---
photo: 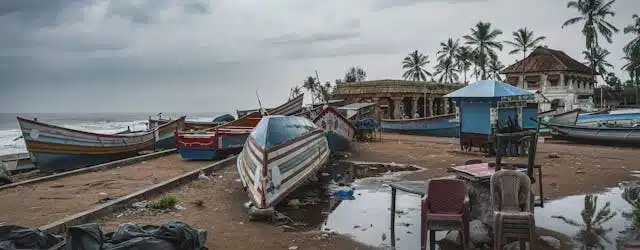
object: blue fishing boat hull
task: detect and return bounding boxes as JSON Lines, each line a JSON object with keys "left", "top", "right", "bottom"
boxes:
{"left": 325, "top": 131, "right": 351, "bottom": 152}
{"left": 178, "top": 148, "right": 220, "bottom": 160}
{"left": 32, "top": 151, "right": 143, "bottom": 172}
{"left": 380, "top": 114, "right": 460, "bottom": 137}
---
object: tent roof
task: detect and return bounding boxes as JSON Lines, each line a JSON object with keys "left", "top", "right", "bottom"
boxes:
{"left": 444, "top": 80, "right": 533, "bottom": 98}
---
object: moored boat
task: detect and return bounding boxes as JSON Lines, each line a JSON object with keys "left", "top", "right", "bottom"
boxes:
{"left": 16, "top": 116, "right": 185, "bottom": 171}
{"left": 312, "top": 107, "right": 356, "bottom": 152}
{"left": 236, "top": 115, "right": 329, "bottom": 210}
{"left": 380, "top": 113, "right": 459, "bottom": 137}
{"left": 236, "top": 94, "right": 304, "bottom": 119}
{"left": 542, "top": 109, "right": 640, "bottom": 145}
{"left": 175, "top": 112, "right": 262, "bottom": 160}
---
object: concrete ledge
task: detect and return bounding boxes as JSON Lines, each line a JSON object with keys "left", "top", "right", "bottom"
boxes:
{"left": 0, "top": 149, "right": 177, "bottom": 191}
{"left": 40, "top": 155, "right": 237, "bottom": 234}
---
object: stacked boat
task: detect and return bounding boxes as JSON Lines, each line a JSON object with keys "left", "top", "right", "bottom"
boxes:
{"left": 542, "top": 109, "right": 640, "bottom": 145}
{"left": 175, "top": 94, "right": 304, "bottom": 160}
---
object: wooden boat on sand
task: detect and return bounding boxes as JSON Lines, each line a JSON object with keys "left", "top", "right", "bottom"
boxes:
{"left": 149, "top": 114, "right": 236, "bottom": 131}
{"left": 176, "top": 94, "right": 305, "bottom": 160}
{"left": 16, "top": 116, "right": 185, "bottom": 171}
{"left": 236, "top": 94, "right": 304, "bottom": 119}
{"left": 175, "top": 112, "right": 262, "bottom": 160}
{"left": 543, "top": 109, "right": 640, "bottom": 145}
{"left": 312, "top": 106, "right": 356, "bottom": 152}
{"left": 380, "top": 113, "right": 459, "bottom": 137}
{"left": 236, "top": 115, "right": 329, "bottom": 210}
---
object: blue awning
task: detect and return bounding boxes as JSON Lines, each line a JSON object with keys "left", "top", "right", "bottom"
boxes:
{"left": 444, "top": 80, "right": 532, "bottom": 98}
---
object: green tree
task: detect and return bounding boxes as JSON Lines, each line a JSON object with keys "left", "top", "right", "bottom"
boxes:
{"left": 463, "top": 21, "right": 503, "bottom": 80}
{"left": 487, "top": 54, "right": 505, "bottom": 81}
{"left": 562, "top": 0, "right": 619, "bottom": 49}
{"left": 504, "top": 28, "right": 546, "bottom": 83}
{"left": 315, "top": 81, "right": 333, "bottom": 103}
{"left": 623, "top": 14, "right": 640, "bottom": 54}
{"left": 402, "top": 50, "right": 432, "bottom": 81}
{"left": 344, "top": 66, "right": 367, "bottom": 83}
{"left": 289, "top": 86, "right": 302, "bottom": 100}
{"left": 582, "top": 46, "right": 613, "bottom": 81}
{"left": 302, "top": 76, "right": 318, "bottom": 104}
{"left": 434, "top": 57, "right": 459, "bottom": 84}
{"left": 455, "top": 46, "right": 473, "bottom": 84}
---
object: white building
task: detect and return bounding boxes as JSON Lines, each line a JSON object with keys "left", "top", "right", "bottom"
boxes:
{"left": 501, "top": 47, "right": 596, "bottom": 112}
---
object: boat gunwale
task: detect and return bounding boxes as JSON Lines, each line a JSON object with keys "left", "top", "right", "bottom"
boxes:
{"left": 312, "top": 106, "right": 357, "bottom": 133}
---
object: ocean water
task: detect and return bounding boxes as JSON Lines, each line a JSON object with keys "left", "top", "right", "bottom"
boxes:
{"left": 0, "top": 112, "right": 224, "bottom": 156}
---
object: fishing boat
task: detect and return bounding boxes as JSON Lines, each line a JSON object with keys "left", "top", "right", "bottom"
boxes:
{"left": 236, "top": 94, "right": 304, "bottom": 119}
{"left": 16, "top": 116, "right": 185, "bottom": 171}
{"left": 576, "top": 109, "right": 640, "bottom": 127}
{"left": 175, "top": 112, "right": 262, "bottom": 160}
{"left": 149, "top": 113, "right": 236, "bottom": 131}
{"left": 312, "top": 106, "right": 356, "bottom": 152}
{"left": 175, "top": 94, "right": 305, "bottom": 160}
{"left": 542, "top": 109, "right": 640, "bottom": 145}
{"left": 236, "top": 115, "right": 329, "bottom": 210}
{"left": 380, "top": 113, "right": 459, "bottom": 137}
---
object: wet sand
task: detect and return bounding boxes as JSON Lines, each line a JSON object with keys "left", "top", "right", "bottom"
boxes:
{"left": 98, "top": 164, "right": 372, "bottom": 250}
{"left": 0, "top": 154, "right": 209, "bottom": 227}
{"left": 351, "top": 133, "right": 640, "bottom": 200}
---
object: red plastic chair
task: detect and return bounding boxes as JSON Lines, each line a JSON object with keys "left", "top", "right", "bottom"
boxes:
{"left": 420, "top": 179, "right": 470, "bottom": 250}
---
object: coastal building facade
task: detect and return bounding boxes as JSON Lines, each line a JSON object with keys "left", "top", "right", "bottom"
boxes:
{"left": 501, "top": 47, "right": 596, "bottom": 112}
{"left": 333, "top": 79, "right": 464, "bottom": 120}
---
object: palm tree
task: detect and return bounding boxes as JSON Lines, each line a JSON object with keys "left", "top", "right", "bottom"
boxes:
{"left": 437, "top": 38, "right": 460, "bottom": 63}
{"left": 303, "top": 76, "right": 318, "bottom": 104}
{"left": 344, "top": 66, "right": 367, "bottom": 82}
{"left": 455, "top": 46, "right": 473, "bottom": 84}
{"left": 553, "top": 195, "right": 616, "bottom": 249}
{"left": 470, "top": 50, "right": 488, "bottom": 81}
{"left": 623, "top": 14, "right": 640, "bottom": 54}
{"left": 434, "top": 57, "right": 459, "bottom": 84}
{"left": 582, "top": 46, "right": 613, "bottom": 81}
{"left": 463, "top": 21, "right": 503, "bottom": 80}
{"left": 622, "top": 47, "right": 640, "bottom": 104}
{"left": 289, "top": 86, "right": 302, "bottom": 100}
{"left": 315, "top": 81, "right": 333, "bottom": 103}
{"left": 402, "top": 50, "right": 432, "bottom": 81}
{"left": 504, "top": 28, "right": 546, "bottom": 84}
{"left": 562, "top": 0, "right": 619, "bottom": 51}
{"left": 488, "top": 54, "right": 505, "bottom": 81}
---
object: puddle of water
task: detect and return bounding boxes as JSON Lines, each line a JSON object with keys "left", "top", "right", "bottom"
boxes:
{"left": 535, "top": 186, "right": 634, "bottom": 249}
{"left": 321, "top": 179, "right": 447, "bottom": 250}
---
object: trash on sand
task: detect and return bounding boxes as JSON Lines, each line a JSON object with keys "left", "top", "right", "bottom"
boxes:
{"left": 98, "top": 196, "right": 119, "bottom": 204}
{"left": 174, "top": 204, "right": 186, "bottom": 210}
{"left": 198, "top": 171, "right": 211, "bottom": 181}
{"left": 131, "top": 201, "right": 149, "bottom": 208}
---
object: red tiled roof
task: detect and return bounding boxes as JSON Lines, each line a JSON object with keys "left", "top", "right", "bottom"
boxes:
{"left": 500, "top": 47, "right": 595, "bottom": 75}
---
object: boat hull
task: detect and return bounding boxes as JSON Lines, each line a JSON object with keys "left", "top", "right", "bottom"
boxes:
{"left": 312, "top": 107, "right": 356, "bottom": 152}
{"left": 177, "top": 133, "right": 250, "bottom": 160}
{"left": 548, "top": 123, "right": 640, "bottom": 145}
{"left": 237, "top": 116, "right": 329, "bottom": 209}
{"left": 17, "top": 116, "right": 184, "bottom": 171}
{"left": 380, "top": 114, "right": 460, "bottom": 137}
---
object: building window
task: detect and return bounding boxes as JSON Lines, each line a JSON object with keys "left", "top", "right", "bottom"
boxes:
{"left": 548, "top": 74, "right": 560, "bottom": 87}
{"left": 527, "top": 81, "right": 540, "bottom": 88}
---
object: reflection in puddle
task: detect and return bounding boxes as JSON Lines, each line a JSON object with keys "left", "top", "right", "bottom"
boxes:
{"left": 536, "top": 187, "right": 633, "bottom": 249}
{"left": 321, "top": 179, "right": 447, "bottom": 250}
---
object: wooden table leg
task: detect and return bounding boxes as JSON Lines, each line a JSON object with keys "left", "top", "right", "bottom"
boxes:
{"left": 391, "top": 187, "right": 396, "bottom": 248}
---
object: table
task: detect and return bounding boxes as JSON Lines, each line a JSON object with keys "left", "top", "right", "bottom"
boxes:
{"left": 389, "top": 181, "right": 427, "bottom": 249}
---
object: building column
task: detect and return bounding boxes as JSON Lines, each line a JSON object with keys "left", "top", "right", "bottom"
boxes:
{"left": 372, "top": 97, "right": 381, "bottom": 121}
{"left": 427, "top": 96, "right": 434, "bottom": 117}
{"left": 392, "top": 97, "right": 403, "bottom": 119}
{"left": 443, "top": 97, "right": 450, "bottom": 115}
{"left": 411, "top": 97, "right": 418, "bottom": 117}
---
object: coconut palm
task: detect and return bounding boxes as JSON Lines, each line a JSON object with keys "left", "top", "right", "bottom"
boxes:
{"left": 303, "top": 76, "right": 318, "bottom": 104}
{"left": 582, "top": 46, "right": 613, "bottom": 81}
{"left": 437, "top": 38, "right": 460, "bottom": 63}
{"left": 289, "top": 86, "right": 302, "bottom": 100}
{"left": 487, "top": 54, "right": 505, "bottom": 81}
{"left": 344, "top": 66, "right": 367, "bottom": 83}
{"left": 504, "top": 28, "right": 547, "bottom": 58}
{"left": 562, "top": 0, "right": 619, "bottom": 50}
{"left": 433, "top": 57, "right": 459, "bottom": 84}
{"left": 315, "top": 81, "right": 333, "bottom": 103}
{"left": 402, "top": 50, "right": 432, "bottom": 81}
{"left": 623, "top": 47, "right": 640, "bottom": 104}
{"left": 470, "top": 50, "right": 488, "bottom": 81}
{"left": 553, "top": 195, "right": 616, "bottom": 249}
{"left": 463, "top": 21, "right": 503, "bottom": 80}
{"left": 624, "top": 14, "right": 640, "bottom": 54}
{"left": 455, "top": 46, "right": 473, "bottom": 84}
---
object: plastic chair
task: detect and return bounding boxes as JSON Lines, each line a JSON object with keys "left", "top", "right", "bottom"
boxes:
{"left": 491, "top": 169, "right": 537, "bottom": 250}
{"left": 420, "top": 179, "right": 470, "bottom": 250}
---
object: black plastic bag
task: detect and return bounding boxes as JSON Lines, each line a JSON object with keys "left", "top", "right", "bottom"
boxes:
{"left": 0, "top": 225, "right": 64, "bottom": 250}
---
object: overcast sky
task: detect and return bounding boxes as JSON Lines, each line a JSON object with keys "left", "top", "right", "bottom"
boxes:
{"left": 1, "top": 0, "right": 638, "bottom": 113}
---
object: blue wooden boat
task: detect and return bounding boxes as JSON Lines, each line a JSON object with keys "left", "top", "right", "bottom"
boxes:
{"left": 542, "top": 109, "right": 640, "bottom": 145}
{"left": 149, "top": 113, "right": 236, "bottom": 131}
{"left": 236, "top": 94, "right": 304, "bottom": 119}
{"left": 380, "top": 114, "right": 459, "bottom": 137}
{"left": 236, "top": 115, "right": 329, "bottom": 209}
{"left": 312, "top": 107, "right": 356, "bottom": 152}
{"left": 16, "top": 116, "right": 185, "bottom": 172}
{"left": 577, "top": 109, "right": 640, "bottom": 127}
